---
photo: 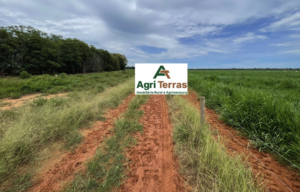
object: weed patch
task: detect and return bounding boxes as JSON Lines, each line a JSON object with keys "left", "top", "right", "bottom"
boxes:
{"left": 167, "top": 95, "right": 261, "bottom": 192}
{"left": 0, "top": 78, "right": 135, "bottom": 190}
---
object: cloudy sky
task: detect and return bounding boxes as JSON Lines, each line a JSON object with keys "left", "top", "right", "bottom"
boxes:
{"left": 1, "top": 0, "right": 300, "bottom": 68}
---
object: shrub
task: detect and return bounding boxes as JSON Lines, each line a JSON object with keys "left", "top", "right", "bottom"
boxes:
{"left": 59, "top": 73, "right": 67, "bottom": 78}
{"left": 10, "top": 92, "right": 22, "bottom": 99}
{"left": 19, "top": 71, "right": 31, "bottom": 79}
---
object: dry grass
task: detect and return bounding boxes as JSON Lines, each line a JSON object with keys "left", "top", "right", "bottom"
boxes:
{"left": 167, "top": 95, "right": 262, "bottom": 192}
{"left": 0, "top": 78, "right": 135, "bottom": 191}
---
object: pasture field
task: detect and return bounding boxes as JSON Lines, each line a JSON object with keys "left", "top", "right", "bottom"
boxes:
{"left": 1, "top": 70, "right": 299, "bottom": 192}
{"left": 0, "top": 72, "right": 135, "bottom": 191}
{"left": 0, "top": 70, "right": 134, "bottom": 99}
{"left": 189, "top": 70, "right": 300, "bottom": 168}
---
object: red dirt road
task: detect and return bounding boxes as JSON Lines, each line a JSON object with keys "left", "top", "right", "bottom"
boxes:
{"left": 28, "top": 94, "right": 135, "bottom": 192}
{"left": 120, "top": 95, "right": 187, "bottom": 192}
{"left": 183, "top": 90, "right": 300, "bottom": 192}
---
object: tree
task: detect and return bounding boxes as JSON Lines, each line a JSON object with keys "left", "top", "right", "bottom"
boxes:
{"left": 112, "top": 53, "right": 128, "bottom": 70}
{"left": 0, "top": 25, "right": 128, "bottom": 75}
{"left": 111, "top": 53, "right": 120, "bottom": 71}
{"left": 99, "top": 49, "right": 113, "bottom": 71}
{"left": 0, "top": 28, "right": 15, "bottom": 74}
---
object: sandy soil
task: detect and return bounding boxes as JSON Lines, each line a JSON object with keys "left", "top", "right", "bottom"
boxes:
{"left": 120, "top": 95, "right": 187, "bottom": 192}
{"left": 183, "top": 90, "right": 300, "bottom": 192}
{"left": 0, "top": 93, "right": 68, "bottom": 110}
{"left": 27, "top": 94, "right": 135, "bottom": 192}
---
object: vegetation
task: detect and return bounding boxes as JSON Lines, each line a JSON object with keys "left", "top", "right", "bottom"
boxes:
{"left": 167, "top": 95, "right": 261, "bottom": 192}
{"left": 188, "top": 70, "right": 300, "bottom": 168}
{"left": 0, "top": 76, "right": 135, "bottom": 190}
{"left": 65, "top": 95, "right": 148, "bottom": 192}
{"left": 0, "top": 25, "right": 128, "bottom": 75}
{"left": 19, "top": 71, "right": 32, "bottom": 79}
{"left": 0, "top": 70, "right": 134, "bottom": 99}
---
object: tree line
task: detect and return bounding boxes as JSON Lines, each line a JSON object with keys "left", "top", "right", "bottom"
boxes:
{"left": 0, "top": 25, "right": 128, "bottom": 75}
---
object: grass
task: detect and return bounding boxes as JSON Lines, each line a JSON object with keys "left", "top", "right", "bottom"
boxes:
{"left": 0, "top": 70, "right": 134, "bottom": 99}
{"left": 0, "top": 102, "right": 9, "bottom": 107}
{"left": 0, "top": 77, "right": 136, "bottom": 191}
{"left": 188, "top": 70, "right": 300, "bottom": 169}
{"left": 64, "top": 95, "right": 149, "bottom": 192}
{"left": 167, "top": 95, "right": 262, "bottom": 192}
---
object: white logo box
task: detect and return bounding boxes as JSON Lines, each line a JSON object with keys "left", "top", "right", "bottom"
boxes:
{"left": 135, "top": 63, "right": 188, "bottom": 95}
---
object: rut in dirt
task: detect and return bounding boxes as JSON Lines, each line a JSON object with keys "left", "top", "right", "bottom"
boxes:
{"left": 121, "top": 95, "right": 186, "bottom": 192}
{"left": 183, "top": 90, "right": 300, "bottom": 192}
{"left": 27, "top": 93, "right": 135, "bottom": 192}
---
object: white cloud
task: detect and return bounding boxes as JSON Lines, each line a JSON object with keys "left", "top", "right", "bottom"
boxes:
{"left": 289, "top": 34, "right": 300, "bottom": 38}
{"left": 233, "top": 32, "right": 267, "bottom": 43}
{"left": 271, "top": 42, "right": 300, "bottom": 47}
{"left": 0, "top": 8, "right": 25, "bottom": 17}
{"left": 1, "top": 0, "right": 300, "bottom": 65}
{"left": 260, "top": 12, "right": 300, "bottom": 32}
{"left": 281, "top": 49, "right": 300, "bottom": 54}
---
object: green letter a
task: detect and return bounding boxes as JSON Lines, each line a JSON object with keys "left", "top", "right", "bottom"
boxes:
{"left": 153, "top": 66, "right": 166, "bottom": 79}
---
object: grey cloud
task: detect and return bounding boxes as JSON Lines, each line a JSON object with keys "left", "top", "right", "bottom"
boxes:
{"left": 1, "top": 0, "right": 300, "bottom": 64}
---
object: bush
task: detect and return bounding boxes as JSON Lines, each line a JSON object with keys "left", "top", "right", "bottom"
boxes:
{"left": 10, "top": 92, "right": 22, "bottom": 99}
{"left": 59, "top": 73, "right": 67, "bottom": 78}
{"left": 19, "top": 71, "right": 31, "bottom": 79}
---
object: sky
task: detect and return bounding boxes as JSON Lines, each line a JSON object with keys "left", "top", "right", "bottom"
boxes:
{"left": 0, "top": 0, "right": 300, "bottom": 68}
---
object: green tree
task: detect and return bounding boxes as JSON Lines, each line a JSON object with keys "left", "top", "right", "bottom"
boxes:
{"left": 0, "top": 28, "right": 15, "bottom": 74}
{"left": 111, "top": 53, "right": 120, "bottom": 71}
{"left": 99, "top": 49, "right": 113, "bottom": 71}
{"left": 0, "top": 25, "right": 128, "bottom": 75}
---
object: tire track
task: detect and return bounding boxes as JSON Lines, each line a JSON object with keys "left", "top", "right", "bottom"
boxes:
{"left": 28, "top": 93, "right": 135, "bottom": 192}
{"left": 161, "top": 95, "right": 177, "bottom": 192}
{"left": 120, "top": 95, "right": 186, "bottom": 192}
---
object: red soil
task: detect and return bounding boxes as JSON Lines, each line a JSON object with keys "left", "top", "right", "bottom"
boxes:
{"left": 120, "top": 95, "right": 187, "bottom": 192}
{"left": 183, "top": 90, "right": 300, "bottom": 192}
{"left": 27, "top": 94, "right": 135, "bottom": 192}
{"left": 0, "top": 93, "right": 68, "bottom": 110}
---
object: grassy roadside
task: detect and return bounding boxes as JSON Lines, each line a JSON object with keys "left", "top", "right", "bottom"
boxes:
{"left": 0, "top": 78, "right": 135, "bottom": 191}
{"left": 167, "top": 95, "right": 262, "bottom": 192}
{"left": 64, "top": 95, "right": 149, "bottom": 192}
{"left": 0, "top": 70, "right": 134, "bottom": 99}
{"left": 188, "top": 70, "right": 300, "bottom": 168}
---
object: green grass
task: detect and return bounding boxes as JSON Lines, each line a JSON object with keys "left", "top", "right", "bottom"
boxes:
{"left": 64, "top": 95, "right": 149, "bottom": 192}
{"left": 0, "top": 70, "right": 134, "bottom": 99}
{"left": 167, "top": 95, "right": 262, "bottom": 192}
{"left": 0, "top": 77, "right": 135, "bottom": 191}
{"left": 188, "top": 70, "right": 300, "bottom": 169}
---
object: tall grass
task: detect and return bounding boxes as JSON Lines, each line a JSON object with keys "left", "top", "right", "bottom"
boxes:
{"left": 0, "top": 78, "right": 135, "bottom": 186}
{"left": 167, "top": 95, "right": 261, "bottom": 192}
{"left": 188, "top": 70, "right": 300, "bottom": 168}
{"left": 64, "top": 95, "right": 149, "bottom": 192}
{"left": 0, "top": 70, "right": 134, "bottom": 99}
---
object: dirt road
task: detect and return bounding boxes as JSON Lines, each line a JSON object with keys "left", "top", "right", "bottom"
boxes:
{"left": 120, "top": 95, "right": 187, "bottom": 192}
